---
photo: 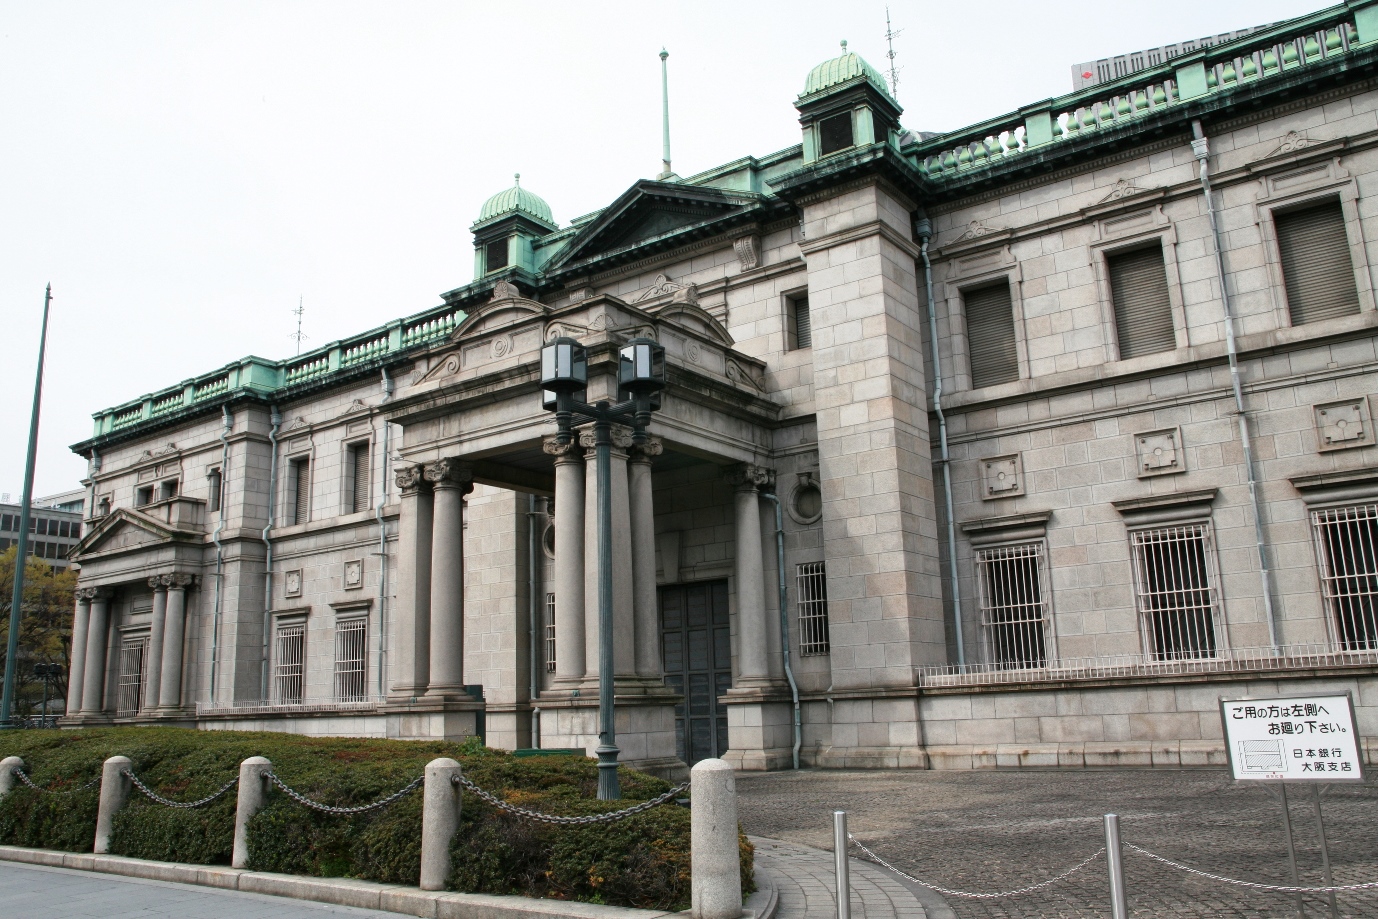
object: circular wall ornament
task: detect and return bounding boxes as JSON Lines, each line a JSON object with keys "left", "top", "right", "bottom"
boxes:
{"left": 787, "top": 476, "right": 823, "bottom": 525}
{"left": 542, "top": 523, "right": 556, "bottom": 558}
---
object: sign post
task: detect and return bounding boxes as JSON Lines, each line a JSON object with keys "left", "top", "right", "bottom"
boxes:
{"left": 1220, "top": 693, "right": 1364, "bottom": 919}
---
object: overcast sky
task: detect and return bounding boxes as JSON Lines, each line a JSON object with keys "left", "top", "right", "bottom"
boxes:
{"left": 0, "top": 0, "right": 1322, "bottom": 499}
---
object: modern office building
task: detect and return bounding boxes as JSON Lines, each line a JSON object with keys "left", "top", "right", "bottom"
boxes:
{"left": 1, "top": 493, "right": 84, "bottom": 570}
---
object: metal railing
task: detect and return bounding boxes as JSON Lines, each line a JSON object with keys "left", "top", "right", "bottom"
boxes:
{"left": 195, "top": 694, "right": 386, "bottom": 716}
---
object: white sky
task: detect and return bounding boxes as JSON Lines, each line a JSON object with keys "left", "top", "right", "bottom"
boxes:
{"left": 0, "top": 0, "right": 1322, "bottom": 498}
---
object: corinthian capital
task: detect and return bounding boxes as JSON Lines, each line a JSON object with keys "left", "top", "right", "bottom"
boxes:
{"left": 724, "top": 462, "right": 775, "bottom": 490}
{"left": 541, "top": 435, "right": 582, "bottom": 459}
{"left": 167, "top": 573, "right": 196, "bottom": 590}
{"left": 578, "top": 424, "right": 635, "bottom": 451}
{"left": 629, "top": 436, "right": 664, "bottom": 462}
{"left": 148, "top": 575, "right": 171, "bottom": 591}
{"left": 425, "top": 458, "right": 474, "bottom": 491}
{"left": 395, "top": 464, "right": 427, "bottom": 493}
{"left": 75, "top": 587, "right": 101, "bottom": 602}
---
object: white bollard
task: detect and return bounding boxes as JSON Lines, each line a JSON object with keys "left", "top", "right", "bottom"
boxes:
{"left": 420, "top": 757, "right": 464, "bottom": 891}
{"left": 94, "top": 755, "right": 133, "bottom": 854}
{"left": 232, "top": 756, "right": 273, "bottom": 869}
{"left": 0, "top": 756, "right": 25, "bottom": 799}
{"left": 691, "top": 758, "right": 742, "bottom": 919}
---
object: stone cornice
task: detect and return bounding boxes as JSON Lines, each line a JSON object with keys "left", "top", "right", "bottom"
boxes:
{"left": 799, "top": 218, "right": 920, "bottom": 260}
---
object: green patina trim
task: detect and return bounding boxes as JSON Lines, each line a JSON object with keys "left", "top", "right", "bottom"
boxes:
{"left": 800, "top": 43, "right": 894, "bottom": 103}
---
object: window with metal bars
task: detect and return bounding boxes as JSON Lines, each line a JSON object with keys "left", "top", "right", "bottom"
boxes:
{"left": 1276, "top": 200, "right": 1361, "bottom": 326}
{"left": 1129, "top": 523, "right": 1221, "bottom": 661}
{"left": 796, "top": 561, "right": 831, "bottom": 655}
{"left": 976, "top": 543, "right": 1050, "bottom": 669}
{"left": 116, "top": 636, "right": 148, "bottom": 716}
{"left": 963, "top": 282, "right": 1019, "bottom": 388}
{"left": 1107, "top": 244, "right": 1175, "bottom": 359}
{"left": 275, "top": 623, "right": 306, "bottom": 703}
{"left": 786, "top": 294, "right": 812, "bottom": 350}
{"left": 545, "top": 592, "right": 557, "bottom": 673}
{"left": 334, "top": 618, "right": 367, "bottom": 701}
{"left": 1311, "top": 503, "right": 1378, "bottom": 651}
{"left": 288, "top": 457, "right": 310, "bottom": 525}
{"left": 347, "top": 442, "right": 370, "bottom": 514}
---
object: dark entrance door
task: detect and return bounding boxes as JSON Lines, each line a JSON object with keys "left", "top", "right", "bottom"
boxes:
{"left": 660, "top": 580, "right": 731, "bottom": 765}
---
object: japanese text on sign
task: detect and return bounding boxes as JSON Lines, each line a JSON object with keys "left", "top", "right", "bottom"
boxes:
{"left": 1220, "top": 694, "right": 1364, "bottom": 782}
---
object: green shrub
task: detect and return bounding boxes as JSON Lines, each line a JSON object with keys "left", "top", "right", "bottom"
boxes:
{"left": 0, "top": 728, "right": 752, "bottom": 911}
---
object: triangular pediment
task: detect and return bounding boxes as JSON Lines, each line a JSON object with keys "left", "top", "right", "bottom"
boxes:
{"left": 72, "top": 508, "right": 190, "bottom": 557}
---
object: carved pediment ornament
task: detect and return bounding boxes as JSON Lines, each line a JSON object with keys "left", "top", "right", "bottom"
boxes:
{"left": 1265, "top": 131, "right": 1319, "bottom": 159}
{"left": 490, "top": 278, "right": 522, "bottom": 301}
{"left": 339, "top": 399, "right": 368, "bottom": 417}
{"left": 951, "top": 219, "right": 1005, "bottom": 243}
{"left": 635, "top": 273, "right": 701, "bottom": 304}
{"left": 1098, "top": 178, "right": 1152, "bottom": 203}
{"left": 724, "top": 462, "right": 775, "bottom": 489}
{"left": 726, "top": 358, "right": 764, "bottom": 392}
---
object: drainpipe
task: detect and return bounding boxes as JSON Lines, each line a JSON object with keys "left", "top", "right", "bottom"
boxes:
{"left": 527, "top": 494, "right": 543, "bottom": 748}
{"left": 376, "top": 368, "right": 394, "bottom": 698}
{"left": 209, "top": 406, "right": 232, "bottom": 703}
{"left": 259, "top": 407, "right": 282, "bottom": 700}
{"left": 759, "top": 492, "right": 800, "bottom": 769}
{"left": 1191, "top": 120, "right": 1280, "bottom": 653}
{"left": 915, "top": 213, "right": 966, "bottom": 668}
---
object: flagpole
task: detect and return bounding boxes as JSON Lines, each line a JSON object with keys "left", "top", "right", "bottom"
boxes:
{"left": 1, "top": 284, "right": 53, "bottom": 728}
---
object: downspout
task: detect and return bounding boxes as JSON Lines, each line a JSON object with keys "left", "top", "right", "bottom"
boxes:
{"left": 209, "top": 406, "right": 232, "bottom": 703}
{"left": 527, "top": 494, "right": 543, "bottom": 748}
{"left": 1191, "top": 120, "right": 1279, "bottom": 653}
{"left": 759, "top": 492, "right": 800, "bottom": 769}
{"left": 376, "top": 368, "right": 394, "bottom": 698}
{"left": 916, "top": 213, "right": 966, "bottom": 668}
{"left": 259, "top": 407, "right": 282, "bottom": 700}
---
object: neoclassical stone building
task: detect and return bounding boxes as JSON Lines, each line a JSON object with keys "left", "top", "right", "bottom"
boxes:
{"left": 64, "top": 3, "right": 1378, "bottom": 772}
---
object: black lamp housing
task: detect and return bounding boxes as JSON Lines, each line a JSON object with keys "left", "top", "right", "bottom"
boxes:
{"left": 541, "top": 337, "right": 588, "bottom": 412}
{"left": 618, "top": 338, "right": 666, "bottom": 409}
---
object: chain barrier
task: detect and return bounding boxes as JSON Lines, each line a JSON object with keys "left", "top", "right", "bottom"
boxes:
{"left": 849, "top": 834, "right": 1106, "bottom": 900}
{"left": 455, "top": 775, "right": 690, "bottom": 825}
{"left": 12, "top": 768, "right": 101, "bottom": 795}
{"left": 122, "top": 770, "right": 238, "bottom": 809}
{"left": 266, "top": 772, "right": 423, "bottom": 815}
{"left": 1125, "top": 843, "right": 1378, "bottom": 894}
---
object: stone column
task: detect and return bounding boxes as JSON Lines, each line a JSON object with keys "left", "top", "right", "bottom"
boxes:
{"left": 727, "top": 464, "right": 774, "bottom": 687}
{"left": 67, "top": 588, "right": 96, "bottom": 715}
{"left": 391, "top": 465, "right": 434, "bottom": 697}
{"left": 157, "top": 575, "right": 193, "bottom": 710}
{"left": 142, "top": 577, "right": 169, "bottom": 713}
{"left": 582, "top": 426, "right": 636, "bottom": 679}
{"left": 425, "top": 458, "right": 473, "bottom": 697}
{"left": 629, "top": 437, "right": 664, "bottom": 680}
{"left": 80, "top": 590, "right": 112, "bottom": 714}
{"left": 543, "top": 437, "right": 586, "bottom": 685}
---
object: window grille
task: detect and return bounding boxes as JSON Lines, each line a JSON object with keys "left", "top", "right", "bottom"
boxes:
{"left": 976, "top": 543, "right": 1050, "bottom": 669}
{"left": 289, "top": 458, "right": 310, "bottom": 525}
{"left": 964, "top": 282, "right": 1019, "bottom": 388}
{"left": 796, "top": 561, "right": 831, "bottom": 655}
{"left": 348, "top": 443, "right": 370, "bottom": 514}
{"left": 116, "top": 636, "right": 148, "bottom": 716}
{"left": 486, "top": 238, "right": 509, "bottom": 272}
{"left": 819, "top": 112, "right": 854, "bottom": 155}
{"left": 1276, "top": 200, "right": 1361, "bottom": 325}
{"left": 1107, "top": 245, "right": 1175, "bottom": 359}
{"left": 1130, "top": 523, "right": 1221, "bottom": 661}
{"left": 787, "top": 295, "right": 812, "bottom": 350}
{"left": 545, "top": 592, "right": 557, "bottom": 673}
{"left": 1311, "top": 503, "right": 1378, "bottom": 650}
{"left": 334, "top": 619, "right": 367, "bottom": 701}
{"left": 275, "top": 623, "right": 306, "bottom": 703}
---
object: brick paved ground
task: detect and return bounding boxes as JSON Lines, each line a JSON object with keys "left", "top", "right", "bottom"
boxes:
{"left": 754, "top": 835, "right": 937, "bottom": 919}
{"left": 738, "top": 769, "right": 1378, "bottom": 919}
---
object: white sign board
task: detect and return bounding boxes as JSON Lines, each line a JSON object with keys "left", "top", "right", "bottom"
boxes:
{"left": 1220, "top": 694, "right": 1364, "bottom": 782}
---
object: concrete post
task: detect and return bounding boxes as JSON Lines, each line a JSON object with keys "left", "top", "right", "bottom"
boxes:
{"left": 544, "top": 438, "right": 586, "bottom": 684}
{"left": 143, "top": 577, "right": 168, "bottom": 712}
{"left": 419, "top": 757, "right": 463, "bottom": 890}
{"left": 157, "top": 576, "right": 191, "bottom": 710}
{"left": 629, "top": 438, "right": 664, "bottom": 680}
{"left": 80, "top": 593, "right": 112, "bottom": 714}
{"left": 232, "top": 756, "right": 273, "bottom": 869}
{"left": 66, "top": 590, "right": 94, "bottom": 715}
{"left": 691, "top": 758, "right": 742, "bottom": 919}
{"left": 94, "top": 755, "right": 133, "bottom": 854}
{"left": 0, "top": 756, "right": 25, "bottom": 799}
{"left": 425, "top": 459, "right": 473, "bottom": 696}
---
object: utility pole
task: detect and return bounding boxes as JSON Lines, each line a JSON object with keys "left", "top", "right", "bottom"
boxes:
{"left": 290, "top": 296, "right": 307, "bottom": 356}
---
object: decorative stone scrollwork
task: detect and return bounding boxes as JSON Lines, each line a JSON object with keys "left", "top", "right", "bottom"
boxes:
{"left": 579, "top": 426, "right": 636, "bottom": 450}
{"left": 1266, "top": 130, "right": 1317, "bottom": 158}
{"left": 541, "top": 435, "right": 583, "bottom": 459}
{"left": 75, "top": 587, "right": 102, "bottom": 601}
{"left": 424, "top": 458, "right": 475, "bottom": 492}
{"left": 629, "top": 436, "right": 664, "bottom": 463}
{"left": 167, "top": 573, "right": 196, "bottom": 590}
{"left": 724, "top": 462, "right": 775, "bottom": 490}
{"left": 148, "top": 575, "right": 171, "bottom": 590}
{"left": 725, "top": 358, "right": 763, "bottom": 392}
{"left": 732, "top": 235, "right": 760, "bottom": 271}
{"left": 395, "top": 464, "right": 427, "bottom": 493}
{"left": 952, "top": 219, "right": 1004, "bottom": 243}
{"left": 490, "top": 278, "right": 522, "bottom": 301}
{"left": 1098, "top": 178, "right": 1151, "bottom": 203}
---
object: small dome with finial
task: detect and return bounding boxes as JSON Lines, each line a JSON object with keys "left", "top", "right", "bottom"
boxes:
{"left": 802, "top": 40, "right": 894, "bottom": 101}
{"left": 477, "top": 173, "right": 556, "bottom": 226}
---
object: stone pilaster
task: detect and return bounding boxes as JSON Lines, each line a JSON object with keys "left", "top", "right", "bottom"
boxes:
{"left": 725, "top": 463, "right": 775, "bottom": 687}
{"left": 543, "top": 436, "right": 586, "bottom": 686}
{"left": 142, "top": 577, "right": 169, "bottom": 713}
{"left": 158, "top": 574, "right": 194, "bottom": 710}
{"left": 390, "top": 464, "right": 433, "bottom": 698}
{"left": 80, "top": 590, "right": 113, "bottom": 714}
{"left": 425, "top": 458, "right": 473, "bottom": 697}
{"left": 629, "top": 437, "right": 664, "bottom": 681}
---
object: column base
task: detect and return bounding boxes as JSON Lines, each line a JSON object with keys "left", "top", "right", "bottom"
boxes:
{"left": 536, "top": 685, "right": 687, "bottom": 782}
{"left": 720, "top": 690, "right": 796, "bottom": 772}
{"left": 383, "top": 698, "right": 483, "bottom": 741}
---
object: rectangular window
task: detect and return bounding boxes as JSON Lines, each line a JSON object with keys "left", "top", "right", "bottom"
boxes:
{"left": 485, "top": 238, "right": 509, "bottom": 272}
{"left": 334, "top": 619, "right": 368, "bottom": 701}
{"left": 159, "top": 479, "right": 179, "bottom": 501}
{"left": 208, "top": 468, "right": 222, "bottom": 513}
{"left": 976, "top": 543, "right": 1050, "bottom": 669}
{"left": 964, "top": 282, "right": 1019, "bottom": 388}
{"left": 796, "top": 561, "right": 831, "bottom": 655}
{"left": 1311, "top": 503, "right": 1378, "bottom": 651}
{"left": 0, "top": 515, "right": 11, "bottom": 531}
{"left": 71, "top": 521, "right": 81, "bottom": 539}
{"left": 116, "top": 636, "right": 149, "bottom": 716}
{"left": 136, "top": 486, "right": 154, "bottom": 507}
{"left": 1130, "top": 523, "right": 1221, "bottom": 661}
{"left": 274, "top": 623, "right": 306, "bottom": 703}
{"left": 1108, "top": 244, "right": 1175, "bottom": 359}
{"left": 58, "top": 520, "right": 69, "bottom": 538}
{"left": 1276, "top": 200, "right": 1361, "bottom": 325}
{"left": 545, "top": 592, "right": 557, "bottom": 673}
{"left": 289, "top": 458, "right": 310, "bottom": 525}
{"left": 819, "top": 111, "right": 854, "bottom": 156}
{"left": 347, "top": 443, "right": 371, "bottom": 514}
{"left": 786, "top": 294, "right": 812, "bottom": 350}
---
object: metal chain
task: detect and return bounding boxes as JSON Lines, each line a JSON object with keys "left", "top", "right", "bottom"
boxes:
{"left": 455, "top": 775, "right": 689, "bottom": 825}
{"left": 1125, "top": 842, "right": 1378, "bottom": 893}
{"left": 849, "top": 834, "right": 1106, "bottom": 900}
{"left": 122, "top": 770, "right": 238, "bottom": 809}
{"left": 12, "top": 769, "right": 101, "bottom": 795}
{"left": 266, "top": 772, "right": 423, "bottom": 815}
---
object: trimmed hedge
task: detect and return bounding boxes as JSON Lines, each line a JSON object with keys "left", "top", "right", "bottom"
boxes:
{"left": 0, "top": 728, "right": 752, "bottom": 911}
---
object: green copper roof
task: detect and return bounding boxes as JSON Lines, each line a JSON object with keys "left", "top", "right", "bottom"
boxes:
{"left": 478, "top": 174, "right": 555, "bottom": 225}
{"left": 803, "top": 41, "right": 894, "bottom": 101}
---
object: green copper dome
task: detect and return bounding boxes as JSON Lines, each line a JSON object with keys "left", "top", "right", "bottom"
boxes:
{"left": 477, "top": 174, "right": 555, "bottom": 226}
{"left": 802, "top": 41, "right": 894, "bottom": 101}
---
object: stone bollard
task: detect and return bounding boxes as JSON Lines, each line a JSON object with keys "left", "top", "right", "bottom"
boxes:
{"left": 0, "top": 756, "right": 25, "bottom": 799}
{"left": 420, "top": 757, "right": 464, "bottom": 891}
{"left": 94, "top": 755, "right": 133, "bottom": 854}
{"left": 232, "top": 756, "right": 274, "bottom": 869}
{"left": 691, "top": 758, "right": 742, "bottom": 919}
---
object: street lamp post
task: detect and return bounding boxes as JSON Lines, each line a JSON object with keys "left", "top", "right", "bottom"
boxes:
{"left": 33, "top": 663, "right": 61, "bottom": 727}
{"left": 540, "top": 336, "right": 665, "bottom": 801}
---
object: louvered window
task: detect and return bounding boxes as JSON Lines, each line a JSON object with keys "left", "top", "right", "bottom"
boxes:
{"left": 964, "top": 282, "right": 1019, "bottom": 388}
{"left": 289, "top": 458, "right": 310, "bottom": 525}
{"left": 1108, "top": 245, "right": 1175, "bottom": 359}
{"left": 819, "top": 112, "right": 854, "bottom": 156}
{"left": 348, "top": 443, "right": 370, "bottom": 514}
{"left": 1276, "top": 200, "right": 1361, "bottom": 326}
{"left": 486, "top": 238, "right": 509, "bottom": 273}
{"left": 787, "top": 295, "right": 812, "bottom": 350}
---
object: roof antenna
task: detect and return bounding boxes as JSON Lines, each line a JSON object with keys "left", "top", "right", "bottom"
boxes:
{"left": 884, "top": 7, "right": 902, "bottom": 99}
{"left": 658, "top": 48, "right": 673, "bottom": 180}
{"left": 290, "top": 296, "right": 308, "bottom": 356}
